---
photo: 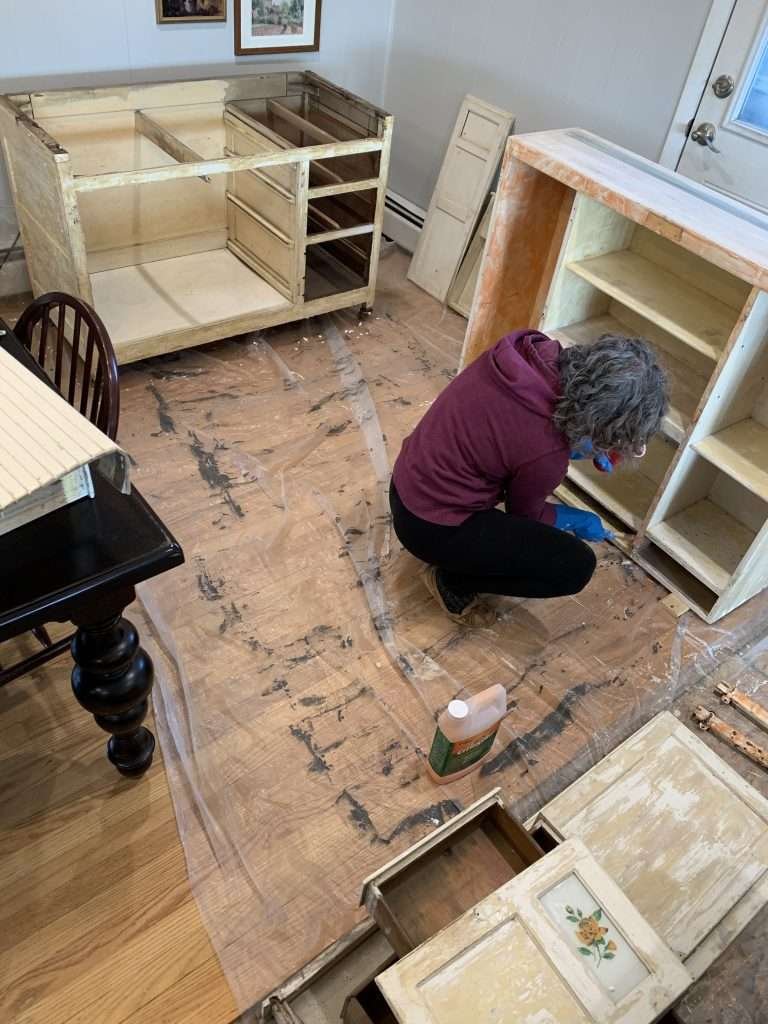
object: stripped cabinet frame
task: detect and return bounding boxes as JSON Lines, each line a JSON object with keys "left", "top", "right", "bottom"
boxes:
{"left": 460, "top": 128, "right": 768, "bottom": 622}
{"left": 0, "top": 72, "right": 392, "bottom": 365}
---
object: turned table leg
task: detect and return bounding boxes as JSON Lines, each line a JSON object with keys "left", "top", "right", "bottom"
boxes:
{"left": 71, "top": 593, "right": 155, "bottom": 777}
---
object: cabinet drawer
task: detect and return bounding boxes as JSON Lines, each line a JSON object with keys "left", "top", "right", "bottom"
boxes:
{"left": 225, "top": 111, "right": 297, "bottom": 194}
{"left": 227, "top": 198, "right": 294, "bottom": 297}
{"left": 230, "top": 168, "right": 296, "bottom": 239}
{"left": 263, "top": 921, "right": 395, "bottom": 1023}
{"left": 360, "top": 788, "right": 543, "bottom": 956}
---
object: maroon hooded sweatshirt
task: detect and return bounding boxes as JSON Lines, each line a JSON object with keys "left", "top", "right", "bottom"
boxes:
{"left": 392, "top": 330, "right": 569, "bottom": 526}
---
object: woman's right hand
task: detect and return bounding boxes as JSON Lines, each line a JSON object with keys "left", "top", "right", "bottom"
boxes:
{"left": 553, "top": 505, "right": 613, "bottom": 542}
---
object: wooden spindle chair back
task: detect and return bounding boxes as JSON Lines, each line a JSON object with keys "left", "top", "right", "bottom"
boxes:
{"left": 14, "top": 292, "right": 120, "bottom": 440}
{"left": 0, "top": 294, "right": 120, "bottom": 686}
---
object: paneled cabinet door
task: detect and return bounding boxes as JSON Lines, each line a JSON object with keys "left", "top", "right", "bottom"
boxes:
{"left": 408, "top": 95, "right": 513, "bottom": 302}
{"left": 377, "top": 839, "right": 691, "bottom": 1024}
{"left": 531, "top": 712, "right": 768, "bottom": 977}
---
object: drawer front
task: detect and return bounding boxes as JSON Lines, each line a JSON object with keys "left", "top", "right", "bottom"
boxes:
{"left": 231, "top": 169, "right": 296, "bottom": 239}
{"left": 227, "top": 200, "right": 295, "bottom": 299}
{"left": 225, "top": 115, "right": 297, "bottom": 194}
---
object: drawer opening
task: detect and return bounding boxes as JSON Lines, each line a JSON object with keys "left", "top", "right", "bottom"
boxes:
{"left": 372, "top": 803, "right": 544, "bottom": 955}
{"left": 308, "top": 189, "right": 378, "bottom": 237}
{"left": 344, "top": 980, "right": 398, "bottom": 1024}
{"left": 230, "top": 95, "right": 382, "bottom": 185}
{"left": 305, "top": 235, "right": 372, "bottom": 301}
{"left": 634, "top": 539, "right": 718, "bottom": 617}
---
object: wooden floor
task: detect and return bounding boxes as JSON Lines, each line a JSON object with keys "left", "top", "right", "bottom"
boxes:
{"left": 2, "top": 251, "right": 768, "bottom": 1023}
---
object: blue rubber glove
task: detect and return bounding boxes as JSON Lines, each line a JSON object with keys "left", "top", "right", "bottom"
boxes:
{"left": 569, "top": 438, "right": 613, "bottom": 473}
{"left": 553, "top": 504, "right": 614, "bottom": 542}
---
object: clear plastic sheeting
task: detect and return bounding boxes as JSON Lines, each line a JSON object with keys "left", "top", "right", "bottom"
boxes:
{"left": 116, "top": 261, "right": 768, "bottom": 1013}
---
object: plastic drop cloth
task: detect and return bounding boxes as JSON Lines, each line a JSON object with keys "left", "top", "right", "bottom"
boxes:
{"left": 117, "top": 288, "right": 768, "bottom": 1015}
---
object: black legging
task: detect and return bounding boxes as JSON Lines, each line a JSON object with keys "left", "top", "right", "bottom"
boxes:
{"left": 390, "top": 482, "right": 596, "bottom": 600}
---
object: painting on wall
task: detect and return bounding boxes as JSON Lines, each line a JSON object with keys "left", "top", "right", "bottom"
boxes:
{"left": 235, "top": 0, "right": 321, "bottom": 55}
{"left": 156, "top": 0, "right": 227, "bottom": 23}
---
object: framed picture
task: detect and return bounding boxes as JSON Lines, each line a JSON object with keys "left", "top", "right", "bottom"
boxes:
{"left": 156, "top": 0, "right": 227, "bottom": 23}
{"left": 235, "top": 0, "right": 322, "bottom": 55}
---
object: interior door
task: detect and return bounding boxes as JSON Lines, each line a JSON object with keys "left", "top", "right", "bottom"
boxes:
{"left": 677, "top": 0, "right": 768, "bottom": 212}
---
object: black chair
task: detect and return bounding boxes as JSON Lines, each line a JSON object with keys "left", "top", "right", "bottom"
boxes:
{"left": 0, "top": 293, "right": 120, "bottom": 687}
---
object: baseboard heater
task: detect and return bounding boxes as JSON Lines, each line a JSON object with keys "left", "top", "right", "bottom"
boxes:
{"left": 383, "top": 191, "right": 425, "bottom": 253}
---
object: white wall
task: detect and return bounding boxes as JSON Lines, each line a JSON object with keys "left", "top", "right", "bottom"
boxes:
{"left": 383, "top": 0, "right": 713, "bottom": 210}
{"left": 0, "top": 0, "right": 395, "bottom": 269}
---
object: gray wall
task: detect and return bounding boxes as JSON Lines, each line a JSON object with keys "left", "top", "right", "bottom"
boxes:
{"left": 0, "top": 0, "right": 395, "bottom": 252}
{"left": 383, "top": 0, "right": 713, "bottom": 209}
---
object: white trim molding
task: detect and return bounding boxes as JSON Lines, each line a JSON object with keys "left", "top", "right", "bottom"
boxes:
{"left": 659, "top": 0, "right": 738, "bottom": 168}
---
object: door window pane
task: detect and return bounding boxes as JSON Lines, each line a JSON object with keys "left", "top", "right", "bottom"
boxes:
{"left": 739, "top": 33, "right": 768, "bottom": 131}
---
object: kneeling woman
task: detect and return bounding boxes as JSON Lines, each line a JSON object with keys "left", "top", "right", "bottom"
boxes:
{"left": 390, "top": 330, "right": 667, "bottom": 625}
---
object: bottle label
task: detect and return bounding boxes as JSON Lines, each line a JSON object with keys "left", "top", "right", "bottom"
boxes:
{"left": 428, "top": 722, "right": 500, "bottom": 777}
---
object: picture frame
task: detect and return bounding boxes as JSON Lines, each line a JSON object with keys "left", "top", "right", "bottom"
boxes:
{"left": 235, "top": 0, "right": 322, "bottom": 56}
{"left": 156, "top": 0, "right": 227, "bottom": 24}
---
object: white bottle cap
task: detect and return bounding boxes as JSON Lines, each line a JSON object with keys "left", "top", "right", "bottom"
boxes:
{"left": 448, "top": 699, "right": 469, "bottom": 719}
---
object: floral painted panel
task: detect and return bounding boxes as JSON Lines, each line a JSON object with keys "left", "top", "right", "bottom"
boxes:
{"left": 541, "top": 874, "right": 649, "bottom": 1004}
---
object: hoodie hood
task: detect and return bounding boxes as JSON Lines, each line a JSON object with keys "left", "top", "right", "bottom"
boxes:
{"left": 490, "top": 329, "right": 563, "bottom": 418}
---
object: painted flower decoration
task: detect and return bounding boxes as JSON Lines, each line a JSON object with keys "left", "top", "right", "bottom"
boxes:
{"left": 565, "top": 905, "right": 618, "bottom": 967}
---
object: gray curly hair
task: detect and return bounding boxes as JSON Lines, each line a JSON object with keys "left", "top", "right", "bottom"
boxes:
{"left": 553, "top": 335, "right": 668, "bottom": 455}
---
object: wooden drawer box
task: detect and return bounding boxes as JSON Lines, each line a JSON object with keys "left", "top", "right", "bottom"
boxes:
{"left": 360, "top": 789, "right": 543, "bottom": 957}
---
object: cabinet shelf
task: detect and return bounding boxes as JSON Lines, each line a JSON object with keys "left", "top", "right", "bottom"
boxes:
{"left": 567, "top": 250, "right": 735, "bottom": 364}
{"left": 648, "top": 499, "right": 756, "bottom": 594}
{"left": 695, "top": 420, "right": 768, "bottom": 503}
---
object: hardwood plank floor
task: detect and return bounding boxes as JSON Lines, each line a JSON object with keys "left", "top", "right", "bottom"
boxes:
{"left": 0, "top": 624, "right": 237, "bottom": 1024}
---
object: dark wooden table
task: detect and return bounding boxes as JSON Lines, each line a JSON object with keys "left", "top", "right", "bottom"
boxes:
{"left": 0, "top": 319, "right": 184, "bottom": 776}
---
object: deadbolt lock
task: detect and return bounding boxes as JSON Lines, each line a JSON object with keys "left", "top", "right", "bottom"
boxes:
{"left": 712, "top": 74, "right": 735, "bottom": 98}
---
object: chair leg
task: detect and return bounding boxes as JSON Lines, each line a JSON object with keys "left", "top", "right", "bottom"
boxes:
{"left": 33, "top": 626, "right": 53, "bottom": 648}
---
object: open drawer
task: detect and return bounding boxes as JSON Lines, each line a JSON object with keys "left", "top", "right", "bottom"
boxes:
{"left": 360, "top": 789, "right": 544, "bottom": 957}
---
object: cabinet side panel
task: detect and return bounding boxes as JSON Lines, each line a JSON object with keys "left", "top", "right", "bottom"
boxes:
{"left": 0, "top": 98, "right": 91, "bottom": 302}
{"left": 460, "top": 153, "right": 574, "bottom": 369}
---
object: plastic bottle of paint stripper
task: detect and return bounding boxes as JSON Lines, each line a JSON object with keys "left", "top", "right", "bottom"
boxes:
{"left": 427, "top": 684, "right": 507, "bottom": 784}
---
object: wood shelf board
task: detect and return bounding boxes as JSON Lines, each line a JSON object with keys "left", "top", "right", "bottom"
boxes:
{"left": 567, "top": 461, "right": 659, "bottom": 530}
{"left": 551, "top": 313, "right": 699, "bottom": 443}
{"left": 648, "top": 499, "right": 756, "bottom": 594}
{"left": 695, "top": 420, "right": 768, "bottom": 503}
{"left": 567, "top": 250, "right": 735, "bottom": 362}
{"left": 91, "top": 249, "right": 290, "bottom": 348}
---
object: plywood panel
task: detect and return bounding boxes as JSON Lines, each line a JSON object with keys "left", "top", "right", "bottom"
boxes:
{"left": 460, "top": 154, "right": 574, "bottom": 367}
{"left": 0, "top": 97, "right": 90, "bottom": 301}
{"left": 91, "top": 249, "right": 289, "bottom": 351}
{"left": 40, "top": 110, "right": 227, "bottom": 261}
{"left": 568, "top": 250, "right": 734, "bottom": 363}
